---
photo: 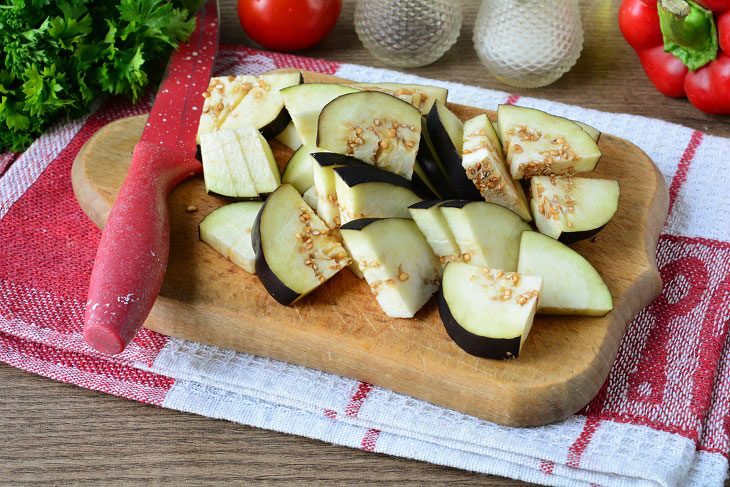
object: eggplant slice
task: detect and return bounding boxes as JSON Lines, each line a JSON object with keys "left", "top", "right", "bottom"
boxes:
{"left": 302, "top": 186, "right": 319, "bottom": 211}
{"left": 282, "top": 145, "right": 327, "bottom": 194}
{"left": 426, "top": 101, "right": 482, "bottom": 200}
{"left": 440, "top": 200, "right": 531, "bottom": 271}
{"left": 439, "top": 262, "right": 542, "bottom": 360}
{"left": 252, "top": 184, "right": 349, "bottom": 305}
{"left": 340, "top": 218, "right": 441, "bottom": 318}
{"left": 199, "top": 129, "right": 258, "bottom": 199}
{"left": 530, "top": 175, "right": 619, "bottom": 242}
{"left": 234, "top": 125, "right": 281, "bottom": 195}
{"left": 274, "top": 121, "right": 302, "bottom": 150}
{"left": 497, "top": 105, "right": 601, "bottom": 179}
{"left": 517, "top": 231, "right": 613, "bottom": 316}
{"left": 218, "top": 71, "right": 303, "bottom": 139}
{"left": 334, "top": 165, "right": 424, "bottom": 224}
{"left": 417, "top": 117, "right": 458, "bottom": 199}
{"left": 311, "top": 152, "right": 365, "bottom": 228}
{"left": 281, "top": 83, "right": 360, "bottom": 147}
{"left": 196, "top": 75, "right": 256, "bottom": 143}
{"left": 462, "top": 114, "right": 531, "bottom": 221}
{"left": 199, "top": 201, "right": 264, "bottom": 274}
{"left": 351, "top": 82, "right": 448, "bottom": 115}
{"left": 408, "top": 200, "right": 462, "bottom": 266}
{"left": 317, "top": 91, "right": 422, "bottom": 180}
{"left": 493, "top": 118, "right": 600, "bottom": 144}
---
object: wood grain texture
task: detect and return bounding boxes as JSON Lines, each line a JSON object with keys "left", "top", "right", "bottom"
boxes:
{"left": 71, "top": 70, "right": 667, "bottom": 429}
{"left": 0, "top": 363, "right": 516, "bottom": 486}
{"left": 4, "top": 1, "right": 727, "bottom": 484}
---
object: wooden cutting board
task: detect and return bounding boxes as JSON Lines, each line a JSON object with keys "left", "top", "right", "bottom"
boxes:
{"left": 72, "top": 70, "right": 669, "bottom": 427}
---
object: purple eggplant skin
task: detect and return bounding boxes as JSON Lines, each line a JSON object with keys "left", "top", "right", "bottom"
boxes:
{"left": 260, "top": 107, "right": 293, "bottom": 140}
{"left": 333, "top": 164, "right": 433, "bottom": 200}
{"left": 426, "top": 104, "right": 481, "bottom": 201}
{"left": 557, "top": 225, "right": 608, "bottom": 245}
{"left": 339, "top": 217, "right": 383, "bottom": 232}
{"left": 410, "top": 172, "right": 438, "bottom": 200}
{"left": 317, "top": 151, "right": 436, "bottom": 199}
{"left": 437, "top": 287, "right": 521, "bottom": 360}
{"left": 311, "top": 152, "right": 367, "bottom": 168}
{"left": 205, "top": 191, "right": 262, "bottom": 202}
{"left": 251, "top": 201, "right": 301, "bottom": 306}
{"left": 416, "top": 134, "right": 459, "bottom": 199}
{"left": 437, "top": 199, "right": 473, "bottom": 209}
{"left": 408, "top": 199, "right": 444, "bottom": 211}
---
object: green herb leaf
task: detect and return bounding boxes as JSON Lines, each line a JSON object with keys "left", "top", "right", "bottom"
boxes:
{"left": 0, "top": 0, "right": 198, "bottom": 152}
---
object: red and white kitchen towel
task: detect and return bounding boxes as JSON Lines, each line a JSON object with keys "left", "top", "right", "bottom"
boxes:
{"left": 1, "top": 46, "right": 729, "bottom": 487}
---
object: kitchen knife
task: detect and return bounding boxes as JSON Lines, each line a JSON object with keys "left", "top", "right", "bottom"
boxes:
{"left": 83, "top": 0, "right": 219, "bottom": 354}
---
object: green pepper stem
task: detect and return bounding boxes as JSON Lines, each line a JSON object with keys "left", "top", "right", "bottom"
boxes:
{"left": 658, "top": 0, "right": 718, "bottom": 71}
{"left": 661, "top": 0, "right": 690, "bottom": 17}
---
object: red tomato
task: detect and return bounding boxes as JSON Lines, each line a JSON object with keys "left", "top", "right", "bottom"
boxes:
{"left": 237, "top": 0, "right": 342, "bottom": 52}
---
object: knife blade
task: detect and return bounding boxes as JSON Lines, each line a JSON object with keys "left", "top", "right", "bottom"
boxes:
{"left": 83, "top": 0, "right": 219, "bottom": 354}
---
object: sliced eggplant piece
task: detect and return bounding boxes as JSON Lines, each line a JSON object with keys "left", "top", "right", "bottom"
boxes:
{"left": 199, "top": 130, "right": 258, "bottom": 199}
{"left": 252, "top": 184, "right": 349, "bottom": 305}
{"left": 493, "top": 118, "right": 600, "bottom": 143}
{"left": 274, "top": 121, "right": 302, "bottom": 150}
{"left": 412, "top": 160, "right": 440, "bottom": 199}
{"left": 281, "top": 83, "right": 360, "bottom": 147}
{"left": 426, "top": 101, "right": 482, "bottom": 200}
{"left": 462, "top": 114, "right": 531, "bottom": 221}
{"left": 340, "top": 218, "right": 441, "bottom": 318}
{"left": 351, "top": 82, "right": 448, "bottom": 115}
{"left": 408, "top": 200, "right": 461, "bottom": 265}
{"left": 302, "top": 185, "right": 319, "bottom": 211}
{"left": 317, "top": 91, "right": 421, "bottom": 179}
{"left": 234, "top": 125, "right": 281, "bottom": 195}
{"left": 438, "top": 262, "right": 542, "bottom": 360}
{"left": 530, "top": 176, "right": 619, "bottom": 243}
{"left": 491, "top": 119, "right": 501, "bottom": 143}
{"left": 333, "top": 165, "right": 425, "bottom": 224}
{"left": 282, "top": 145, "right": 327, "bottom": 194}
{"left": 497, "top": 105, "right": 601, "bottom": 179}
{"left": 196, "top": 75, "right": 256, "bottom": 143}
{"left": 219, "top": 71, "right": 303, "bottom": 139}
{"left": 440, "top": 200, "right": 530, "bottom": 271}
{"left": 336, "top": 228, "right": 365, "bottom": 279}
{"left": 517, "top": 231, "right": 613, "bottom": 316}
{"left": 574, "top": 121, "right": 601, "bottom": 143}
{"left": 199, "top": 201, "right": 264, "bottom": 274}
{"left": 417, "top": 117, "right": 459, "bottom": 199}
{"left": 311, "top": 152, "right": 366, "bottom": 228}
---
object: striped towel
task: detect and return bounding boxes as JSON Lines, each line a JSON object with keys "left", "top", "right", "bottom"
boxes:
{"left": 1, "top": 46, "right": 729, "bottom": 487}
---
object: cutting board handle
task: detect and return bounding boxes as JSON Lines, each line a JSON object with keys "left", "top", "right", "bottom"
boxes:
{"left": 83, "top": 141, "right": 201, "bottom": 354}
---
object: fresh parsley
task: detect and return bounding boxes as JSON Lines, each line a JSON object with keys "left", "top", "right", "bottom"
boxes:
{"left": 0, "top": 0, "right": 201, "bottom": 152}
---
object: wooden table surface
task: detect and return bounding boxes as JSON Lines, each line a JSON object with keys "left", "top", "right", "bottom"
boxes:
{"left": 3, "top": 1, "right": 729, "bottom": 485}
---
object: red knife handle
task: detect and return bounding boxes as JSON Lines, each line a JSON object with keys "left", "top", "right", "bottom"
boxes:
{"left": 83, "top": 141, "right": 201, "bottom": 354}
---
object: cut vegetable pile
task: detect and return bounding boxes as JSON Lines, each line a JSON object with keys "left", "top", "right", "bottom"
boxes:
{"left": 194, "top": 70, "right": 620, "bottom": 360}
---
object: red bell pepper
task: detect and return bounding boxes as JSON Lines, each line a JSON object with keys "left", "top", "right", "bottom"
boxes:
{"left": 619, "top": 0, "right": 730, "bottom": 114}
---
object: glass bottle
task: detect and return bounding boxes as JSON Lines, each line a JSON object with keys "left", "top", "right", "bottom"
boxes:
{"left": 473, "top": 0, "right": 584, "bottom": 88}
{"left": 355, "top": 0, "right": 463, "bottom": 68}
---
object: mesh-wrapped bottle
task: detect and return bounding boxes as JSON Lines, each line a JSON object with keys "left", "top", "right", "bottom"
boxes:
{"left": 355, "top": 0, "right": 463, "bottom": 68}
{"left": 473, "top": 0, "right": 584, "bottom": 88}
